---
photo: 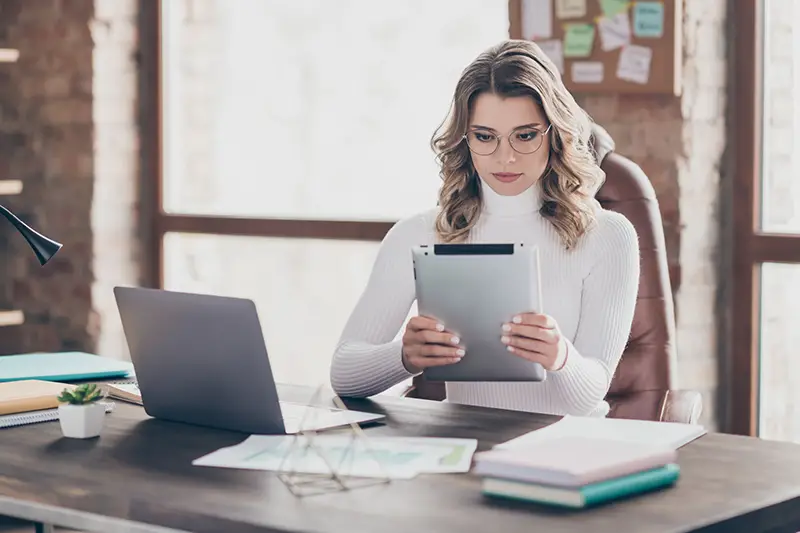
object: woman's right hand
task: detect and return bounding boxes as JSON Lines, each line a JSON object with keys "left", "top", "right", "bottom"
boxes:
{"left": 401, "top": 316, "right": 465, "bottom": 373}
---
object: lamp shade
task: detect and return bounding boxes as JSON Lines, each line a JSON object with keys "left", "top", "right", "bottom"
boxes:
{"left": 0, "top": 205, "right": 62, "bottom": 265}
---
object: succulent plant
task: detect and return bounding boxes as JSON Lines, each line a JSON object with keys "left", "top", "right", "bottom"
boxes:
{"left": 57, "top": 383, "right": 103, "bottom": 405}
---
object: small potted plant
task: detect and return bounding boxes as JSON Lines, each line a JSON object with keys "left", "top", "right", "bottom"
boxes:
{"left": 57, "top": 383, "right": 106, "bottom": 439}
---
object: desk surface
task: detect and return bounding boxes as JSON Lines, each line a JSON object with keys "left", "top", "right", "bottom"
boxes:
{"left": 0, "top": 384, "right": 799, "bottom": 533}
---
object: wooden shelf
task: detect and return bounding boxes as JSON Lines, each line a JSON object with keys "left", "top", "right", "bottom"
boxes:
{"left": 0, "top": 49, "right": 19, "bottom": 63}
{"left": 0, "top": 180, "right": 22, "bottom": 195}
{"left": 0, "top": 310, "right": 23, "bottom": 327}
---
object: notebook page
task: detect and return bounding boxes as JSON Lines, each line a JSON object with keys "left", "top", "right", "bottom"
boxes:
{"left": 496, "top": 415, "right": 707, "bottom": 451}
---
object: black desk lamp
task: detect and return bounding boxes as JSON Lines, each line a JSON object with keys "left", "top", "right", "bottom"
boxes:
{"left": 0, "top": 205, "right": 62, "bottom": 265}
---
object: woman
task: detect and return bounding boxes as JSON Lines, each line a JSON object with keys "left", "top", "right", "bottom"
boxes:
{"left": 329, "top": 39, "right": 640, "bottom": 417}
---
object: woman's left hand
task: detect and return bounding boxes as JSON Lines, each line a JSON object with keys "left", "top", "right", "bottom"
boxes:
{"left": 501, "top": 313, "right": 568, "bottom": 371}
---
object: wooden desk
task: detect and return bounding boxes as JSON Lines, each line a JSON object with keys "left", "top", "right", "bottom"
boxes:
{"left": 0, "top": 384, "right": 799, "bottom": 533}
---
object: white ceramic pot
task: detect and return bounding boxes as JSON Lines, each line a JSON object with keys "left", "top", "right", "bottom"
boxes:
{"left": 58, "top": 403, "right": 105, "bottom": 439}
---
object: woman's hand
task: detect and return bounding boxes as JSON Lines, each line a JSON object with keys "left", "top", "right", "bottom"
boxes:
{"left": 501, "top": 313, "right": 568, "bottom": 371}
{"left": 401, "top": 316, "right": 465, "bottom": 373}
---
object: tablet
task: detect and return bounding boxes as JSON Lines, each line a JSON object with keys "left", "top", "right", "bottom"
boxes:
{"left": 412, "top": 243, "right": 546, "bottom": 382}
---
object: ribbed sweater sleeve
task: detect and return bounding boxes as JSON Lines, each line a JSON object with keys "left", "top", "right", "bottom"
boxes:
{"left": 329, "top": 216, "right": 425, "bottom": 397}
{"left": 547, "top": 212, "right": 641, "bottom": 414}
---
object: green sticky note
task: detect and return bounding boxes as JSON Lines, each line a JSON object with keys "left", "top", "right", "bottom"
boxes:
{"left": 600, "top": 0, "right": 630, "bottom": 17}
{"left": 563, "top": 24, "right": 595, "bottom": 57}
{"left": 633, "top": 1, "right": 664, "bottom": 38}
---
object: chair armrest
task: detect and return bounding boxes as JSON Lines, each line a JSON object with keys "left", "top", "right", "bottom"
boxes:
{"left": 607, "top": 389, "right": 703, "bottom": 424}
{"left": 660, "top": 389, "right": 703, "bottom": 425}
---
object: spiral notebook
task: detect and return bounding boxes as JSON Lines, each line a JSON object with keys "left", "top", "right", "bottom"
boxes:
{"left": 0, "top": 402, "right": 115, "bottom": 429}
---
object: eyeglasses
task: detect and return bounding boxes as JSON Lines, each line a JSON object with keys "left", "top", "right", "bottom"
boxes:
{"left": 463, "top": 124, "right": 552, "bottom": 156}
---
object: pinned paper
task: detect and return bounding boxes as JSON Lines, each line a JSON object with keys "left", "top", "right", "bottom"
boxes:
{"left": 633, "top": 1, "right": 664, "bottom": 38}
{"left": 616, "top": 44, "right": 652, "bottom": 84}
{"left": 571, "top": 61, "right": 604, "bottom": 83}
{"left": 597, "top": 12, "right": 631, "bottom": 51}
{"left": 536, "top": 39, "right": 564, "bottom": 74}
{"left": 599, "top": 0, "right": 630, "bottom": 17}
{"left": 556, "top": 0, "right": 587, "bottom": 19}
{"left": 522, "top": 0, "right": 553, "bottom": 40}
{"left": 563, "top": 23, "right": 595, "bottom": 58}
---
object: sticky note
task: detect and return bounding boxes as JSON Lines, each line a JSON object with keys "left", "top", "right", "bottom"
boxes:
{"left": 571, "top": 61, "right": 604, "bottom": 83}
{"left": 563, "top": 24, "right": 595, "bottom": 58}
{"left": 600, "top": 0, "right": 630, "bottom": 17}
{"left": 522, "top": 0, "right": 553, "bottom": 40}
{"left": 633, "top": 1, "right": 664, "bottom": 38}
{"left": 598, "top": 12, "right": 631, "bottom": 51}
{"left": 616, "top": 44, "right": 652, "bottom": 84}
{"left": 536, "top": 39, "right": 564, "bottom": 74}
{"left": 556, "top": 0, "right": 587, "bottom": 19}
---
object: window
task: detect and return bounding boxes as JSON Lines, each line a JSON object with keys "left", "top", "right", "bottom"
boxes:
{"left": 155, "top": 0, "right": 510, "bottom": 387}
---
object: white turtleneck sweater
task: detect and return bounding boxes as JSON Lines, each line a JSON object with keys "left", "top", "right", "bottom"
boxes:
{"left": 329, "top": 179, "right": 640, "bottom": 417}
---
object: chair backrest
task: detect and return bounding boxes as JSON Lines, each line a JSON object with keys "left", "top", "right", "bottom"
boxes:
{"left": 406, "top": 124, "right": 678, "bottom": 412}
{"left": 590, "top": 124, "right": 677, "bottom": 413}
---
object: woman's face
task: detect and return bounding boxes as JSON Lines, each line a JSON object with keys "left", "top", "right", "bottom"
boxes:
{"left": 466, "top": 92, "right": 551, "bottom": 197}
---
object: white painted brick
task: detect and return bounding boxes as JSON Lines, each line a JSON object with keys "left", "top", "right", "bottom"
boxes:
{"left": 94, "top": 0, "right": 137, "bottom": 20}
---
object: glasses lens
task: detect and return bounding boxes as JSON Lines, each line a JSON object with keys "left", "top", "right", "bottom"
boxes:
{"left": 509, "top": 128, "right": 545, "bottom": 154}
{"left": 466, "top": 131, "right": 498, "bottom": 155}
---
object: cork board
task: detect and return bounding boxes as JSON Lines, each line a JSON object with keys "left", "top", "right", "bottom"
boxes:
{"left": 508, "top": 0, "right": 682, "bottom": 95}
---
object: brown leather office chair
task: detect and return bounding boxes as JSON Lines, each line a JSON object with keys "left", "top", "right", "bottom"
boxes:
{"left": 404, "top": 123, "right": 703, "bottom": 425}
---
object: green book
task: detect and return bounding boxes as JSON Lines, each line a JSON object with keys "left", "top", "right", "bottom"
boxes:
{"left": 481, "top": 463, "right": 680, "bottom": 509}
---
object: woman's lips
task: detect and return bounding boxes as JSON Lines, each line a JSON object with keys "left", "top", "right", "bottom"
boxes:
{"left": 492, "top": 172, "right": 522, "bottom": 183}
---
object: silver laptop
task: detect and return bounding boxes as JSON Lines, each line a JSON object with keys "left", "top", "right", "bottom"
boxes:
{"left": 113, "top": 286, "right": 384, "bottom": 434}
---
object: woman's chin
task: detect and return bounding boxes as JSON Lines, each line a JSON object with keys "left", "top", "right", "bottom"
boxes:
{"left": 485, "top": 177, "right": 536, "bottom": 196}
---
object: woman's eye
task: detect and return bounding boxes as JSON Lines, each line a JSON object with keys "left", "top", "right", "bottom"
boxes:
{"left": 474, "top": 132, "right": 495, "bottom": 142}
{"left": 515, "top": 130, "right": 540, "bottom": 142}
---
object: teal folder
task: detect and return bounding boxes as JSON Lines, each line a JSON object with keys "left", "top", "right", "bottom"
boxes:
{"left": 0, "top": 352, "right": 134, "bottom": 382}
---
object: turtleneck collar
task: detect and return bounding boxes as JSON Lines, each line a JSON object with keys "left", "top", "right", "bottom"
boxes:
{"left": 479, "top": 177, "right": 541, "bottom": 216}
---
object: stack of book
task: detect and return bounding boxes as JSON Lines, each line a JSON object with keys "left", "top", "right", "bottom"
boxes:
{"left": 472, "top": 436, "right": 680, "bottom": 509}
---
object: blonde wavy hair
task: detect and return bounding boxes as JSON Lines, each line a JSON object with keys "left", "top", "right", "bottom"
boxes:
{"left": 431, "top": 39, "right": 604, "bottom": 250}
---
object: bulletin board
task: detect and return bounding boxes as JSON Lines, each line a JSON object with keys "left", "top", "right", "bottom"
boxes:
{"left": 508, "top": 0, "right": 682, "bottom": 95}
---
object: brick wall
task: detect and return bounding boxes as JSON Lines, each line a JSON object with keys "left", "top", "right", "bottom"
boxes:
{"left": 91, "top": 0, "right": 141, "bottom": 360}
{"left": 0, "top": 0, "right": 140, "bottom": 357}
{"left": 0, "top": 0, "right": 97, "bottom": 353}
{"left": 577, "top": 0, "right": 728, "bottom": 429}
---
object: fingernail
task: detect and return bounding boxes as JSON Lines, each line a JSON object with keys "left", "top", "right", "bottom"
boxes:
{"left": 502, "top": 323, "right": 511, "bottom": 332}
{"left": 456, "top": 349, "right": 465, "bottom": 356}
{"left": 451, "top": 336, "right": 460, "bottom": 344}
{"left": 501, "top": 336, "right": 510, "bottom": 344}
{"left": 512, "top": 316, "right": 521, "bottom": 324}
{"left": 507, "top": 346, "right": 514, "bottom": 352}
{"left": 436, "top": 323, "right": 445, "bottom": 331}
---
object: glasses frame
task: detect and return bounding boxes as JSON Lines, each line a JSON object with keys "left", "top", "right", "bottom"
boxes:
{"left": 462, "top": 124, "right": 552, "bottom": 156}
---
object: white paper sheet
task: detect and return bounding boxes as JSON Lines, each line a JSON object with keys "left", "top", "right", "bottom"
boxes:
{"left": 571, "top": 61, "right": 604, "bottom": 83}
{"left": 598, "top": 12, "right": 632, "bottom": 51}
{"left": 522, "top": 0, "right": 553, "bottom": 40}
{"left": 495, "top": 415, "right": 707, "bottom": 451}
{"left": 555, "top": 0, "right": 587, "bottom": 19}
{"left": 536, "top": 39, "right": 564, "bottom": 74}
{"left": 617, "top": 44, "right": 653, "bottom": 85}
{"left": 192, "top": 435, "right": 478, "bottom": 479}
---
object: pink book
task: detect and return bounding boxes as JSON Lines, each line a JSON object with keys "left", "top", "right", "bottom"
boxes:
{"left": 472, "top": 436, "right": 677, "bottom": 488}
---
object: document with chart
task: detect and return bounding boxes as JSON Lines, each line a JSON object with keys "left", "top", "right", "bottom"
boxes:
{"left": 192, "top": 434, "right": 478, "bottom": 479}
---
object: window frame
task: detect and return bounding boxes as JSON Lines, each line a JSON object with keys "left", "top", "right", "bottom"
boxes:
{"left": 140, "top": 1, "right": 394, "bottom": 290}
